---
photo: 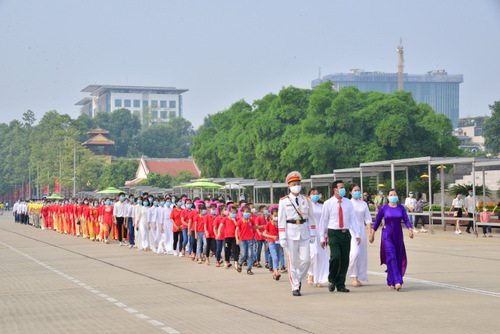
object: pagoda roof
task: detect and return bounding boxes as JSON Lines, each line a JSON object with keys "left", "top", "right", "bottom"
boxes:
{"left": 82, "top": 134, "right": 115, "bottom": 146}
{"left": 87, "top": 127, "right": 110, "bottom": 135}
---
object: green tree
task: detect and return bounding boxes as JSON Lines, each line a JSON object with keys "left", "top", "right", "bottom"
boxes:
{"left": 99, "top": 159, "right": 139, "bottom": 189}
{"left": 484, "top": 100, "right": 500, "bottom": 154}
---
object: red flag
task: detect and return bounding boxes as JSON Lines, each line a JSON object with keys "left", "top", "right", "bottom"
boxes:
{"left": 14, "top": 191, "right": 17, "bottom": 200}
{"left": 43, "top": 185, "right": 48, "bottom": 196}
{"left": 26, "top": 184, "right": 29, "bottom": 197}
{"left": 54, "top": 178, "right": 60, "bottom": 193}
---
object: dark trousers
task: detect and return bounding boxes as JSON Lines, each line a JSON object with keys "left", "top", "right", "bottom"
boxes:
{"left": 415, "top": 214, "right": 425, "bottom": 228}
{"left": 127, "top": 217, "right": 135, "bottom": 245}
{"left": 173, "top": 231, "right": 183, "bottom": 251}
{"left": 328, "top": 229, "right": 351, "bottom": 288}
{"left": 205, "top": 238, "right": 216, "bottom": 257}
{"left": 116, "top": 217, "right": 125, "bottom": 242}
{"left": 224, "top": 237, "right": 239, "bottom": 262}
{"left": 216, "top": 239, "right": 224, "bottom": 262}
{"left": 466, "top": 213, "right": 474, "bottom": 232}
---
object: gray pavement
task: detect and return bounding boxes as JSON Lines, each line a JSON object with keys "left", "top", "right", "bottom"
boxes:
{"left": 1, "top": 215, "right": 500, "bottom": 334}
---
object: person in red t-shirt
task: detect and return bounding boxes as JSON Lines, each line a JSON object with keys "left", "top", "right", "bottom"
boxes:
{"left": 182, "top": 199, "right": 196, "bottom": 259}
{"left": 193, "top": 203, "right": 207, "bottom": 263}
{"left": 213, "top": 205, "right": 226, "bottom": 267}
{"left": 263, "top": 207, "right": 285, "bottom": 280}
{"left": 204, "top": 202, "right": 217, "bottom": 266}
{"left": 252, "top": 205, "right": 269, "bottom": 268}
{"left": 170, "top": 197, "right": 184, "bottom": 256}
{"left": 236, "top": 206, "right": 255, "bottom": 275}
{"left": 219, "top": 205, "right": 239, "bottom": 269}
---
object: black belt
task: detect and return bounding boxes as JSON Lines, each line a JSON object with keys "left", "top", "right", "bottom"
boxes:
{"left": 287, "top": 219, "right": 307, "bottom": 225}
{"left": 330, "top": 229, "right": 349, "bottom": 233}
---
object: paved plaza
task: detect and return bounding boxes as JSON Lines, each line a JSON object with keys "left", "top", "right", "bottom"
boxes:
{"left": 1, "top": 215, "right": 500, "bottom": 334}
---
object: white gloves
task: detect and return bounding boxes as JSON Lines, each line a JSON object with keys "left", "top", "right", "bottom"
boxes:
{"left": 310, "top": 235, "right": 316, "bottom": 244}
{"left": 280, "top": 239, "right": 287, "bottom": 248}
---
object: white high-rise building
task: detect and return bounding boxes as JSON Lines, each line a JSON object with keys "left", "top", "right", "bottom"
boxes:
{"left": 75, "top": 84, "right": 188, "bottom": 121}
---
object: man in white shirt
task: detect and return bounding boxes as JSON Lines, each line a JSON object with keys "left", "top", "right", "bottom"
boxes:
{"left": 319, "top": 180, "right": 361, "bottom": 293}
{"left": 126, "top": 195, "right": 135, "bottom": 248}
{"left": 404, "top": 191, "right": 417, "bottom": 230}
{"left": 113, "top": 193, "right": 127, "bottom": 246}
{"left": 13, "top": 201, "right": 19, "bottom": 223}
{"left": 464, "top": 188, "right": 479, "bottom": 234}
{"left": 278, "top": 171, "right": 316, "bottom": 297}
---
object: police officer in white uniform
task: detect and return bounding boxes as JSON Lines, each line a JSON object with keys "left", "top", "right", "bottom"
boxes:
{"left": 278, "top": 171, "right": 316, "bottom": 296}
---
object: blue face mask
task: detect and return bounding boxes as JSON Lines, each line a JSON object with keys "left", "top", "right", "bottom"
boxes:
{"left": 106, "top": 201, "right": 111, "bottom": 205}
{"left": 409, "top": 193, "right": 414, "bottom": 197}
{"left": 154, "top": 201, "right": 159, "bottom": 206}
{"left": 458, "top": 195, "right": 462, "bottom": 199}
{"left": 230, "top": 213, "right": 237, "bottom": 219}
{"left": 144, "top": 201, "right": 149, "bottom": 206}
{"left": 171, "top": 198, "right": 176, "bottom": 204}
{"left": 210, "top": 209, "right": 216, "bottom": 215}
{"left": 148, "top": 198, "right": 153, "bottom": 202}
{"left": 77, "top": 201, "right": 81, "bottom": 204}
{"left": 264, "top": 210, "right": 269, "bottom": 215}
{"left": 130, "top": 198, "right": 135, "bottom": 202}
{"left": 338, "top": 188, "right": 346, "bottom": 197}
{"left": 380, "top": 192, "right": 384, "bottom": 196}
{"left": 243, "top": 212, "right": 251, "bottom": 219}
{"left": 352, "top": 191, "right": 361, "bottom": 199}
{"left": 186, "top": 204, "right": 193, "bottom": 209}
{"left": 470, "top": 192, "right": 473, "bottom": 196}
{"left": 311, "top": 195, "right": 320, "bottom": 202}
{"left": 179, "top": 201, "right": 184, "bottom": 207}
{"left": 120, "top": 196, "right": 125, "bottom": 201}
{"left": 166, "top": 202, "right": 172, "bottom": 207}
{"left": 202, "top": 210, "right": 207, "bottom": 215}
{"left": 388, "top": 196, "right": 398, "bottom": 204}
{"left": 137, "top": 200, "right": 143, "bottom": 204}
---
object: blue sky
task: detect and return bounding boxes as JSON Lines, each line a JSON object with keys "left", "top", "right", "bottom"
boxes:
{"left": 0, "top": 0, "right": 499, "bottom": 128}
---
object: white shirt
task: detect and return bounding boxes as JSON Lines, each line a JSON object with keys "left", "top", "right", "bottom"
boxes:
{"left": 351, "top": 198, "right": 372, "bottom": 226}
{"left": 464, "top": 196, "right": 478, "bottom": 212}
{"left": 125, "top": 203, "right": 134, "bottom": 217}
{"left": 163, "top": 205, "right": 173, "bottom": 224}
{"left": 113, "top": 201, "right": 126, "bottom": 217}
{"left": 452, "top": 198, "right": 465, "bottom": 209}
{"left": 319, "top": 196, "right": 360, "bottom": 242}
{"left": 277, "top": 193, "right": 316, "bottom": 241}
{"left": 404, "top": 197, "right": 417, "bottom": 210}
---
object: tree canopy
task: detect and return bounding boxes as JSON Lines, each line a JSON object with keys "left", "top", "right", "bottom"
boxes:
{"left": 191, "top": 82, "right": 463, "bottom": 182}
{"left": 484, "top": 100, "right": 500, "bottom": 154}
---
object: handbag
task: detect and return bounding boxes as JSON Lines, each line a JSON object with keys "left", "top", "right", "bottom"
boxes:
{"left": 453, "top": 211, "right": 458, "bottom": 217}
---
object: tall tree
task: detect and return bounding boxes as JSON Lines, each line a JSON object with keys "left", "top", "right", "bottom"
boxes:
{"left": 484, "top": 100, "right": 500, "bottom": 154}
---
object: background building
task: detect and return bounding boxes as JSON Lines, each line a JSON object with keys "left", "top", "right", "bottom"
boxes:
{"left": 125, "top": 157, "right": 201, "bottom": 186}
{"left": 312, "top": 69, "right": 463, "bottom": 128}
{"left": 453, "top": 116, "right": 490, "bottom": 153}
{"left": 75, "top": 84, "right": 188, "bottom": 122}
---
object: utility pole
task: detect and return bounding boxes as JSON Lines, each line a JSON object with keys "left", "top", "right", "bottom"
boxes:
{"left": 397, "top": 37, "right": 404, "bottom": 91}
{"left": 59, "top": 146, "right": 62, "bottom": 195}
{"left": 73, "top": 143, "right": 76, "bottom": 197}
{"left": 28, "top": 167, "right": 31, "bottom": 199}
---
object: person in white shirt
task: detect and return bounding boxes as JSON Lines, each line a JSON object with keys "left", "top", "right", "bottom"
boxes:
{"left": 278, "top": 171, "right": 316, "bottom": 297}
{"left": 138, "top": 198, "right": 150, "bottom": 251}
{"left": 157, "top": 198, "right": 174, "bottom": 254}
{"left": 113, "top": 193, "right": 127, "bottom": 246}
{"left": 464, "top": 188, "right": 479, "bottom": 234}
{"left": 347, "top": 184, "right": 371, "bottom": 287}
{"left": 13, "top": 201, "right": 19, "bottom": 223}
{"left": 404, "top": 191, "right": 417, "bottom": 230}
{"left": 319, "top": 180, "right": 361, "bottom": 293}
{"left": 307, "top": 189, "right": 329, "bottom": 287}
{"left": 448, "top": 193, "right": 467, "bottom": 234}
{"left": 148, "top": 199, "right": 160, "bottom": 252}
{"left": 126, "top": 195, "right": 135, "bottom": 248}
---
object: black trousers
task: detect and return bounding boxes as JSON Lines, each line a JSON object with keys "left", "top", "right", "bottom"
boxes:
{"left": 205, "top": 237, "right": 216, "bottom": 257}
{"left": 116, "top": 217, "right": 125, "bottom": 242}
{"left": 328, "top": 229, "right": 351, "bottom": 288}
{"left": 173, "top": 231, "right": 183, "bottom": 251}
{"left": 224, "top": 237, "right": 239, "bottom": 262}
{"left": 466, "top": 212, "right": 474, "bottom": 231}
{"left": 415, "top": 214, "right": 425, "bottom": 228}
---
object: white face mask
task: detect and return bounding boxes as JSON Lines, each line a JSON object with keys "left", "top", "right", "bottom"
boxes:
{"left": 251, "top": 208, "right": 256, "bottom": 214}
{"left": 290, "top": 185, "right": 301, "bottom": 194}
{"left": 272, "top": 217, "right": 278, "bottom": 221}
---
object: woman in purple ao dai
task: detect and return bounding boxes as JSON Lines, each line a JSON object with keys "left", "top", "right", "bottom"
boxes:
{"left": 369, "top": 189, "right": 414, "bottom": 291}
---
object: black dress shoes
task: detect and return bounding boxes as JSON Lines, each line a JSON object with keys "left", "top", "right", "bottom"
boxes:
{"left": 337, "top": 287, "right": 350, "bottom": 293}
{"left": 292, "top": 289, "right": 301, "bottom": 296}
{"left": 328, "top": 283, "right": 335, "bottom": 292}
{"left": 299, "top": 282, "right": 302, "bottom": 292}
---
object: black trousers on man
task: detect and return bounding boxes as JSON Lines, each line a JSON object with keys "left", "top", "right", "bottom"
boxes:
{"left": 466, "top": 212, "right": 474, "bottom": 233}
{"left": 328, "top": 229, "right": 351, "bottom": 289}
{"left": 116, "top": 217, "right": 125, "bottom": 242}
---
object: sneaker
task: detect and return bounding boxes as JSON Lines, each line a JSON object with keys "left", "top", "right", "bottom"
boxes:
{"left": 455, "top": 231, "right": 459, "bottom": 234}
{"left": 119, "top": 242, "right": 123, "bottom": 246}
{"left": 458, "top": 230, "right": 462, "bottom": 234}
{"left": 413, "top": 229, "right": 419, "bottom": 233}
{"left": 420, "top": 229, "right": 427, "bottom": 233}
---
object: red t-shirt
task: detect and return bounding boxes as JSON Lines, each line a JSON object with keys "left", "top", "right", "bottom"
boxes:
{"left": 237, "top": 219, "right": 254, "bottom": 241}
{"left": 264, "top": 220, "right": 279, "bottom": 243}
{"left": 253, "top": 215, "right": 268, "bottom": 241}
{"left": 170, "top": 207, "right": 183, "bottom": 232}
{"left": 213, "top": 216, "right": 225, "bottom": 240}
{"left": 180, "top": 209, "right": 192, "bottom": 229}
{"left": 223, "top": 217, "right": 237, "bottom": 238}
{"left": 204, "top": 215, "right": 215, "bottom": 238}
{"left": 192, "top": 214, "right": 205, "bottom": 233}
{"left": 188, "top": 210, "right": 198, "bottom": 231}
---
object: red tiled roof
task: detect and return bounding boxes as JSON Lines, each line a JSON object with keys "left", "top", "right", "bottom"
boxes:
{"left": 144, "top": 160, "right": 200, "bottom": 178}
{"left": 81, "top": 134, "right": 115, "bottom": 146}
{"left": 125, "top": 177, "right": 144, "bottom": 186}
